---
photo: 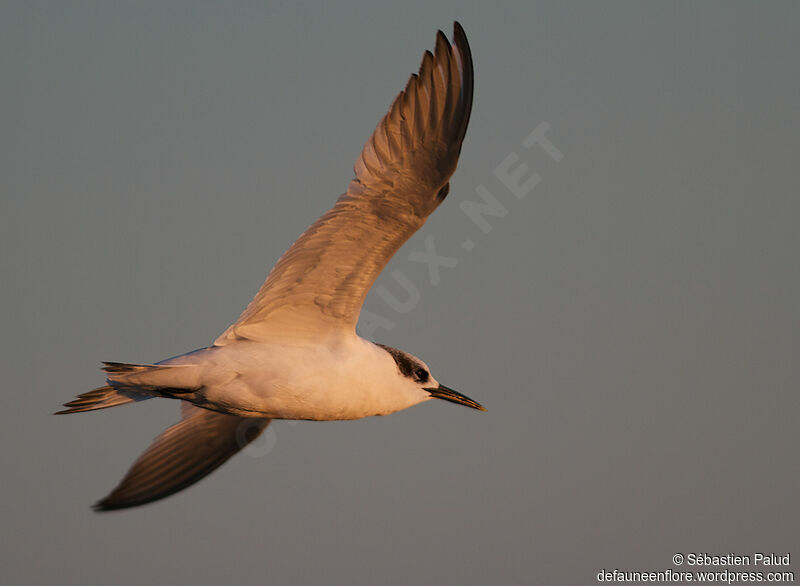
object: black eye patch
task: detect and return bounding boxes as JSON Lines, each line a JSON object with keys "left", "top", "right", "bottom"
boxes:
{"left": 414, "top": 368, "right": 429, "bottom": 383}
{"left": 377, "top": 344, "right": 427, "bottom": 382}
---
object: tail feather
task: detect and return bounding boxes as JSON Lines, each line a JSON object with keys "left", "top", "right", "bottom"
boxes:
{"left": 101, "top": 361, "right": 173, "bottom": 374}
{"left": 101, "top": 361, "right": 198, "bottom": 391}
{"left": 56, "top": 361, "right": 197, "bottom": 415}
{"left": 55, "top": 385, "right": 145, "bottom": 414}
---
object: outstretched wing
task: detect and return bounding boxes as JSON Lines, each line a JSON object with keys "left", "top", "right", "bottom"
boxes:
{"left": 215, "top": 22, "right": 473, "bottom": 344}
{"left": 94, "top": 404, "right": 269, "bottom": 511}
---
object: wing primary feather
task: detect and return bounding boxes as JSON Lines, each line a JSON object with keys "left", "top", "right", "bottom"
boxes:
{"left": 93, "top": 406, "right": 270, "bottom": 511}
{"left": 452, "top": 21, "right": 474, "bottom": 147}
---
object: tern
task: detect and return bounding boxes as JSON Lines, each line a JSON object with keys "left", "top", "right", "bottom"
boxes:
{"left": 58, "top": 22, "right": 483, "bottom": 511}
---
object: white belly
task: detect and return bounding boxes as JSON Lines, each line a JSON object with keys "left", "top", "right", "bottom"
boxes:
{"left": 193, "top": 336, "right": 425, "bottom": 420}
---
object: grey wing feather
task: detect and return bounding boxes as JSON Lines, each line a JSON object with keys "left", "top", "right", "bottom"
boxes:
{"left": 216, "top": 22, "right": 473, "bottom": 344}
{"left": 93, "top": 404, "right": 269, "bottom": 511}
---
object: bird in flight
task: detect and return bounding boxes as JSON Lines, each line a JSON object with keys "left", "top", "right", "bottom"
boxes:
{"left": 58, "top": 22, "right": 483, "bottom": 511}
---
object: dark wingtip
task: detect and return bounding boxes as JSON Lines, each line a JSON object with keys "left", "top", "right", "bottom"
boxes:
{"left": 453, "top": 22, "right": 469, "bottom": 54}
{"left": 92, "top": 493, "right": 146, "bottom": 512}
{"left": 91, "top": 491, "right": 170, "bottom": 513}
{"left": 92, "top": 499, "right": 117, "bottom": 512}
{"left": 450, "top": 21, "right": 473, "bottom": 146}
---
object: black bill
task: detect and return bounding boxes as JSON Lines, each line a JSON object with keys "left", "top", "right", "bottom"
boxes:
{"left": 425, "top": 384, "right": 486, "bottom": 411}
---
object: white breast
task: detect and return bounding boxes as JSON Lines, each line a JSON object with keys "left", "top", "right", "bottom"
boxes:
{"left": 197, "top": 335, "right": 429, "bottom": 420}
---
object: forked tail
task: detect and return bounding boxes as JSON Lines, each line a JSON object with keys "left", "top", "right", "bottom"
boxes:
{"left": 55, "top": 361, "right": 197, "bottom": 414}
{"left": 56, "top": 385, "right": 143, "bottom": 414}
{"left": 57, "top": 360, "right": 271, "bottom": 511}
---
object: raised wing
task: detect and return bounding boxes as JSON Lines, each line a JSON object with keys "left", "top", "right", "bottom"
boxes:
{"left": 215, "top": 22, "right": 473, "bottom": 345}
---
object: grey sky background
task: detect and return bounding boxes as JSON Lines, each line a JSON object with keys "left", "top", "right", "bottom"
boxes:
{"left": 2, "top": 1, "right": 798, "bottom": 584}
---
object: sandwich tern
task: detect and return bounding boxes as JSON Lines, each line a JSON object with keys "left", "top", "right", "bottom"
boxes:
{"left": 58, "top": 22, "right": 483, "bottom": 511}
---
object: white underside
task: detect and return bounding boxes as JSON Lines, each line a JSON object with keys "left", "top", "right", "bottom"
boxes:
{"left": 146, "top": 334, "right": 433, "bottom": 421}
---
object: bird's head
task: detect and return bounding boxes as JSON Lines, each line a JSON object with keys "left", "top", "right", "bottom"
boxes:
{"left": 376, "top": 344, "right": 486, "bottom": 411}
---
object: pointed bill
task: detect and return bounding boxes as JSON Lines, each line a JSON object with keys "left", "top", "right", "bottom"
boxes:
{"left": 425, "top": 384, "right": 486, "bottom": 411}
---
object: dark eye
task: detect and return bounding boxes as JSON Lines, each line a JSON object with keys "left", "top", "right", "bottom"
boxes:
{"left": 414, "top": 368, "right": 429, "bottom": 383}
